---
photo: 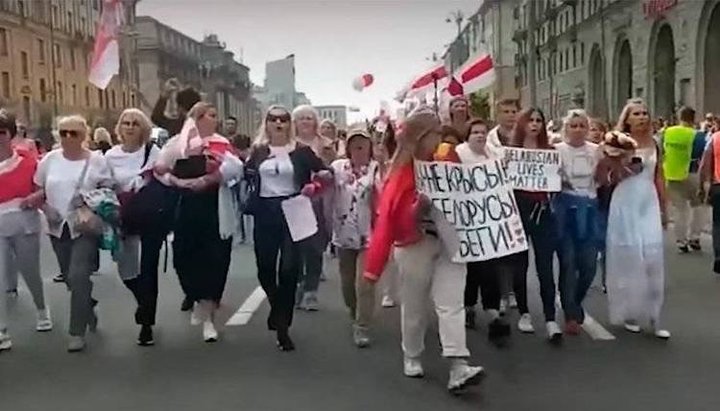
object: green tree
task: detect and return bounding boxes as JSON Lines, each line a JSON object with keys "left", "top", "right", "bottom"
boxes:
{"left": 468, "top": 91, "right": 491, "bottom": 120}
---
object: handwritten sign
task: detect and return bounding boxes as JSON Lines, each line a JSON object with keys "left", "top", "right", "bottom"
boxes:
{"left": 415, "top": 159, "right": 528, "bottom": 263}
{"left": 503, "top": 147, "right": 561, "bottom": 192}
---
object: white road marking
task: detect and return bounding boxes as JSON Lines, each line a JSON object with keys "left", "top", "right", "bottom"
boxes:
{"left": 225, "top": 286, "right": 267, "bottom": 326}
{"left": 582, "top": 315, "right": 616, "bottom": 341}
{"left": 553, "top": 295, "right": 615, "bottom": 340}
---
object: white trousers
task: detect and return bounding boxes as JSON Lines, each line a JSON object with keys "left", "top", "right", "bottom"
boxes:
{"left": 394, "top": 236, "right": 469, "bottom": 358}
{"left": 0, "top": 234, "right": 46, "bottom": 332}
{"left": 668, "top": 175, "right": 708, "bottom": 242}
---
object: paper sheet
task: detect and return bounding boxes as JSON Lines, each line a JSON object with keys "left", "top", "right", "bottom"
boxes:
{"left": 281, "top": 195, "right": 318, "bottom": 242}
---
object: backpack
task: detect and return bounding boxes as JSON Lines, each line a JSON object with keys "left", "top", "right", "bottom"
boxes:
{"left": 120, "top": 143, "right": 180, "bottom": 236}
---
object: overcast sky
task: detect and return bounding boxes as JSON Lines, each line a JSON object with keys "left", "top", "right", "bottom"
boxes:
{"left": 137, "top": 0, "right": 478, "bottom": 119}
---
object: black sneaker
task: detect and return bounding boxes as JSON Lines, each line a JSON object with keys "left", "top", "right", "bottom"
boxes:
{"left": 677, "top": 242, "right": 690, "bottom": 253}
{"left": 465, "top": 307, "right": 476, "bottom": 330}
{"left": 180, "top": 296, "right": 193, "bottom": 312}
{"left": 52, "top": 273, "right": 65, "bottom": 283}
{"left": 276, "top": 330, "right": 295, "bottom": 351}
{"left": 689, "top": 239, "right": 702, "bottom": 251}
{"left": 137, "top": 325, "right": 154, "bottom": 346}
{"left": 714, "top": 260, "right": 720, "bottom": 274}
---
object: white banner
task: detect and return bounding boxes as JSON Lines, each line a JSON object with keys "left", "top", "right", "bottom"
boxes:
{"left": 414, "top": 160, "right": 528, "bottom": 263}
{"left": 503, "top": 147, "right": 561, "bottom": 192}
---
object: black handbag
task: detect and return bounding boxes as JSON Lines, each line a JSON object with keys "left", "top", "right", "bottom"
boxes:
{"left": 120, "top": 144, "right": 180, "bottom": 236}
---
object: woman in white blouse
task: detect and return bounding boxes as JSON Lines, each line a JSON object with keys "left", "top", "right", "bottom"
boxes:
{"left": 35, "top": 115, "right": 114, "bottom": 352}
{"left": 105, "top": 109, "right": 162, "bottom": 346}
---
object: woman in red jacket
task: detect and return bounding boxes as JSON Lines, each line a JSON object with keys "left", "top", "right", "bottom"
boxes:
{"left": 364, "top": 106, "right": 483, "bottom": 394}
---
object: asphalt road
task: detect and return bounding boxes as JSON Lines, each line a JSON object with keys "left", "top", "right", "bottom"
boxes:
{"left": 1, "top": 233, "right": 719, "bottom": 411}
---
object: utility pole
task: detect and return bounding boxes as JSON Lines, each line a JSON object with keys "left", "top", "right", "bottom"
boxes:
{"left": 528, "top": 0, "right": 538, "bottom": 107}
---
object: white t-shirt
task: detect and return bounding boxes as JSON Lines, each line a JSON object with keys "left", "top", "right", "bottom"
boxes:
{"left": 34, "top": 149, "right": 113, "bottom": 237}
{"left": 330, "top": 158, "right": 375, "bottom": 249}
{"left": 105, "top": 144, "right": 160, "bottom": 192}
{"left": 259, "top": 144, "right": 296, "bottom": 198}
{"left": 554, "top": 141, "right": 599, "bottom": 198}
{"left": 456, "top": 142, "right": 500, "bottom": 164}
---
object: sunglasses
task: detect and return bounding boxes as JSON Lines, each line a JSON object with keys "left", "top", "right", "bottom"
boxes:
{"left": 59, "top": 129, "right": 80, "bottom": 138}
{"left": 122, "top": 120, "right": 140, "bottom": 127}
{"left": 267, "top": 114, "right": 291, "bottom": 123}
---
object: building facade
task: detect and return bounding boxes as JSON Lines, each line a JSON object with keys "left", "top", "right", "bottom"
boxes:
{"left": 135, "top": 16, "right": 257, "bottom": 136}
{"left": 443, "top": 0, "right": 520, "bottom": 113}
{"left": 315, "top": 105, "right": 347, "bottom": 129}
{"left": 513, "top": 0, "right": 720, "bottom": 122}
{"left": 255, "top": 54, "right": 311, "bottom": 113}
{"left": 0, "top": 0, "right": 139, "bottom": 136}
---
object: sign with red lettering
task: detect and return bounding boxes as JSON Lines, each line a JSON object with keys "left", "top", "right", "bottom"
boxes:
{"left": 643, "top": 0, "right": 678, "bottom": 20}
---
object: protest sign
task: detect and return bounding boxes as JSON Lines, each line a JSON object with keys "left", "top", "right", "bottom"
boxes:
{"left": 503, "top": 147, "right": 561, "bottom": 192}
{"left": 415, "top": 159, "right": 528, "bottom": 263}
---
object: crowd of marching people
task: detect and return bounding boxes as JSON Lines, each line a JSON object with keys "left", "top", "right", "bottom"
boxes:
{"left": 3, "top": 77, "right": 720, "bottom": 393}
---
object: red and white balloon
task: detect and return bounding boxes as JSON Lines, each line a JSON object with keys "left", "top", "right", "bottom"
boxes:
{"left": 352, "top": 74, "right": 374, "bottom": 92}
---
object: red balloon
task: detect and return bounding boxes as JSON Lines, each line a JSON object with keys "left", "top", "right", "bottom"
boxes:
{"left": 362, "top": 74, "right": 374, "bottom": 87}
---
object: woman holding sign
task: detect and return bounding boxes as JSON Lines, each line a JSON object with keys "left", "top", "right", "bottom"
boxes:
{"left": 456, "top": 118, "right": 515, "bottom": 342}
{"left": 601, "top": 99, "right": 670, "bottom": 339}
{"left": 245, "top": 105, "right": 329, "bottom": 351}
{"left": 509, "top": 108, "right": 562, "bottom": 342}
{"left": 364, "top": 106, "right": 484, "bottom": 394}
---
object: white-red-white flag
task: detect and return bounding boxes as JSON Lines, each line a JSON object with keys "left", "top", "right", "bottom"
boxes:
{"left": 89, "top": 0, "right": 124, "bottom": 90}
{"left": 455, "top": 51, "right": 495, "bottom": 95}
{"left": 396, "top": 63, "right": 449, "bottom": 101}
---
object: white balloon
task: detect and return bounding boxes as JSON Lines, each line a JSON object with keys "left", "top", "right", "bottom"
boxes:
{"left": 352, "top": 77, "right": 365, "bottom": 91}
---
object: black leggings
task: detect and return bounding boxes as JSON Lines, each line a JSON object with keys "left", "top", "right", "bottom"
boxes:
{"left": 122, "top": 234, "right": 165, "bottom": 326}
{"left": 465, "top": 254, "right": 528, "bottom": 313}
{"left": 253, "top": 197, "right": 301, "bottom": 331}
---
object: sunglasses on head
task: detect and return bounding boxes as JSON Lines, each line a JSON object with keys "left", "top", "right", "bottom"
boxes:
{"left": 267, "top": 114, "right": 290, "bottom": 123}
{"left": 59, "top": 129, "right": 80, "bottom": 138}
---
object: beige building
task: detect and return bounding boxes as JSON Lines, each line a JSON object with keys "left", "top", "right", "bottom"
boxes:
{"left": 135, "top": 16, "right": 257, "bottom": 136}
{"left": 0, "top": 0, "right": 139, "bottom": 138}
{"left": 513, "top": 0, "right": 720, "bottom": 122}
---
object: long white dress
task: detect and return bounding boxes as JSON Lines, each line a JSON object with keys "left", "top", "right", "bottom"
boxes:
{"left": 605, "top": 147, "right": 665, "bottom": 327}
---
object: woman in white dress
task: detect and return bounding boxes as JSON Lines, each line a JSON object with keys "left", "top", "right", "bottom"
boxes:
{"left": 603, "top": 99, "right": 670, "bottom": 339}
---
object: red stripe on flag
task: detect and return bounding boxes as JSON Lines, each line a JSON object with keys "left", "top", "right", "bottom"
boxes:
{"left": 460, "top": 55, "right": 494, "bottom": 83}
{"left": 410, "top": 66, "right": 448, "bottom": 90}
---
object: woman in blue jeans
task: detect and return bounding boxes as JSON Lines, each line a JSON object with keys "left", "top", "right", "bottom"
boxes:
{"left": 553, "top": 109, "right": 601, "bottom": 336}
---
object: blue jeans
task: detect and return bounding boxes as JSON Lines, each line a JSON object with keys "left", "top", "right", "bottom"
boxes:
{"left": 554, "top": 193, "right": 600, "bottom": 323}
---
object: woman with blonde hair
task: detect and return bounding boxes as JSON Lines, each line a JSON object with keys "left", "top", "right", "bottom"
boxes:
{"left": 35, "top": 114, "right": 114, "bottom": 352}
{"left": 245, "top": 105, "right": 329, "bottom": 351}
{"left": 292, "top": 105, "right": 335, "bottom": 311}
{"left": 600, "top": 98, "right": 670, "bottom": 339}
{"left": 154, "top": 102, "right": 243, "bottom": 343}
{"left": 93, "top": 127, "right": 112, "bottom": 154}
{"left": 105, "top": 108, "right": 163, "bottom": 346}
{"left": 364, "top": 106, "right": 484, "bottom": 393}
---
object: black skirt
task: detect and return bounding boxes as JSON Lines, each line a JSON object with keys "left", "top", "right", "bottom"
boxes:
{"left": 172, "top": 188, "right": 232, "bottom": 302}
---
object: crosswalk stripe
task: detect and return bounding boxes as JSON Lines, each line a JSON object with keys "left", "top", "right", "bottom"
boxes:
{"left": 225, "top": 286, "right": 266, "bottom": 326}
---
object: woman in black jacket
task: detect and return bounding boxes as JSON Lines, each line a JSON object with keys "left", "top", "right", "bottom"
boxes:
{"left": 245, "top": 105, "right": 329, "bottom": 351}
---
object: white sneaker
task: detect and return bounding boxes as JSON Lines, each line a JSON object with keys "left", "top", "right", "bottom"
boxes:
{"left": 36, "top": 308, "right": 53, "bottom": 332}
{"left": 67, "top": 336, "right": 86, "bottom": 352}
{"left": 403, "top": 356, "right": 424, "bottom": 378}
{"left": 0, "top": 331, "right": 12, "bottom": 352}
{"left": 654, "top": 329, "right": 671, "bottom": 340}
{"left": 624, "top": 323, "right": 641, "bottom": 333}
{"left": 203, "top": 320, "right": 218, "bottom": 343}
{"left": 299, "top": 292, "right": 319, "bottom": 311}
{"left": 353, "top": 326, "right": 371, "bottom": 348}
{"left": 190, "top": 305, "right": 203, "bottom": 326}
{"left": 448, "top": 359, "right": 485, "bottom": 393}
{"left": 546, "top": 321, "right": 562, "bottom": 342}
{"left": 507, "top": 293, "right": 518, "bottom": 309}
{"left": 517, "top": 313, "right": 534, "bottom": 333}
{"left": 381, "top": 295, "right": 396, "bottom": 308}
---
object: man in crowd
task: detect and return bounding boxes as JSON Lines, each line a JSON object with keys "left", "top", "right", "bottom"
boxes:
{"left": 487, "top": 98, "right": 519, "bottom": 149}
{"left": 225, "top": 116, "right": 251, "bottom": 159}
{"left": 151, "top": 78, "right": 202, "bottom": 137}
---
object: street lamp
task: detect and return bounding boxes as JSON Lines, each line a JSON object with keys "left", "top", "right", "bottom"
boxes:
{"left": 446, "top": 10, "right": 464, "bottom": 37}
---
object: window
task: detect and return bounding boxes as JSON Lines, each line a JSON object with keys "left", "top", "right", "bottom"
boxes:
{"left": 98, "top": 89, "right": 103, "bottom": 108}
{"left": 71, "top": 84, "right": 77, "bottom": 106}
{"left": 565, "top": 48, "right": 570, "bottom": 70}
{"left": 1, "top": 72, "right": 10, "bottom": 99}
{"left": 70, "top": 48, "right": 76, "bottom": 70}
{"left": 85, "top": 86, "right": 90, "bottom": 106}
{"left": 18, "top": 0, "right": 25, "bottom": 17}
{"left": 51, "top": 5, "right": 58, "bottom": 28}
{"left": 67, "top": 11, "right": 73, "bottom": 33}
{"left": 21, "top": 51, "right": 29, "bottom": 79}
{"left": 53, "top": 43, "right": 62, "bottom": 67}
{"left": 57, "top": 81, "right": 63, "bottom": 104}
{"left": 0, "top": 28, "right": 8, "bottom": 56}
{"left": 37, "top": 38, "right": 45, "bottom": 64}
{"left": 573, "top": 45, "right": 577, "bottom": 67}
{"left": 131, "top": 93, "right": 136, "bottom": 107}
{"left": 111, "top": 90, "right": 116, "bottom": 108}
{"left": 581, "top": 42, "right": 585, "bottom": 64}
{"left": 39, "top": 79, "right": 47, "bottom": 102}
